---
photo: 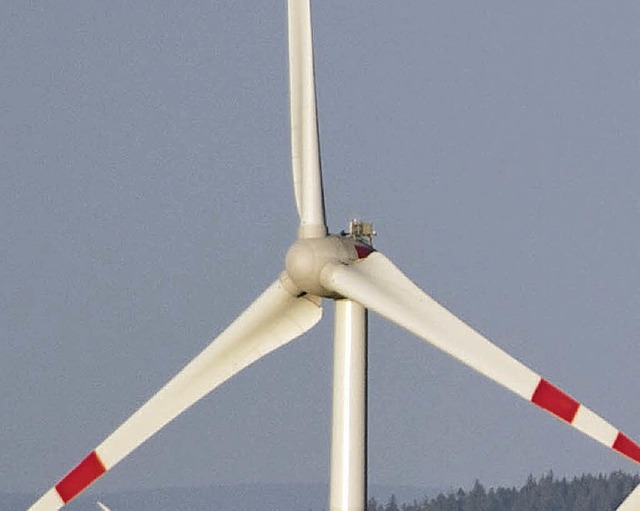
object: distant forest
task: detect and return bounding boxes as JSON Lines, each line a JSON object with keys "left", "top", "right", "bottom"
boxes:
{"left": 367, "top": 471, "right": 639, "bottom": 511}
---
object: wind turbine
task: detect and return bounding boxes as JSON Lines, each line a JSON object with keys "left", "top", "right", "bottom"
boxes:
{"left": 27, "top": 1, "right": 639, "bottom": 510}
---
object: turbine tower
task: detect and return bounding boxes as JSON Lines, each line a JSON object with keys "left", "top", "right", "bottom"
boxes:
{"left": 27, "top": 2, "right": 639, "bottom": 511}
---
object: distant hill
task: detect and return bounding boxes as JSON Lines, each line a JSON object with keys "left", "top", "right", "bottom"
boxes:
{"left": 7, "top": 473, "right": 638, "bottom": 511}
{"left": 7, "top": 482, "right": 441, "bottom": 511}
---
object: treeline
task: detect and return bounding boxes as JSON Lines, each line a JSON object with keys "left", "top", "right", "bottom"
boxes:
{"left": 367, "top": 471, "right": 639, "bottom": 511}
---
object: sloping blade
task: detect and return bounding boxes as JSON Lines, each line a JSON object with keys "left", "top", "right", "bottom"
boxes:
{"left": 320, "top": 251, "right": 640, "bottom": 465}
{"left": 288, "top": 0, "right": 328, "bottom": 239}
{"left": 27, "top": 278, "right": 323, "bottom": 510}
{"left": 617, "top": 483, "right": 640, "bottom": 511}
{"left": 96, "top": 502, "right": 112, "bottom": 511}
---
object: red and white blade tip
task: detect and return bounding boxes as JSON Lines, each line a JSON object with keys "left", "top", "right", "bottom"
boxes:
{"left": 28, "top": 451, "right": 107, "bottom": 510}
{"left": 321, "top": 252, "right": 640, "bottom": 467}
{"left": 529, "top": 378, "right": 640, "bottom": 464}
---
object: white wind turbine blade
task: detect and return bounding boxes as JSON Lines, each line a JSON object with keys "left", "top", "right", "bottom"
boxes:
{"left": 320, "top": 251, "right": 640, "bottom": 465}
{"left": 617, "top": 483, "right": 640, "bottom": 511}
{"left": 96, "top": 502, "right": 112, "bottom": 511}
{"left": 27, "top": 278, "right": 322, "bottom": 511}
{"left": 288, "top": 0, "right": 328, "bottom": 239}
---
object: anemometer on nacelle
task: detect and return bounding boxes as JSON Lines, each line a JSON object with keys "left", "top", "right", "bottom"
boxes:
{"left": 342, "top": 219, "right": 376, "bottom": 247}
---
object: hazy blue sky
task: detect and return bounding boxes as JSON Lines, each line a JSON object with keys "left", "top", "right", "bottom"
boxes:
{"left": 1, "top": 0, "right": 638, "bottom": 501}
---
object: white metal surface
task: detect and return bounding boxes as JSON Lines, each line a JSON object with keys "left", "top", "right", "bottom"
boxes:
{"left": 320, "top": 252, "right": 540, "bottom": 400}
{"left": 320, "top": 252, "right": 640, "bottom": 461}
{"left": 98, "top": 281, "right": 321, "bottom": 469}
{"left": 617, "top": 483, "right": 640, "bottom": 511}
{"left": 288, "top": 0, "right": 327, "bottom": 239}
{"left": 329, "top": 300, "right": 367, "bottom": 511}
{"left": 28, "top": 489, "right": 63, "bottom": 511}
{"left": 28, "top": 280, "right": 322, "bottom": 510}
{"left": 285, "top": 236, "right": 360, "bottom": 297}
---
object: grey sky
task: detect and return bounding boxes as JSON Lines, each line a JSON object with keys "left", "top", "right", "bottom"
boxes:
{"left": 1, "top": 0, "right": 638, "bottom": 498}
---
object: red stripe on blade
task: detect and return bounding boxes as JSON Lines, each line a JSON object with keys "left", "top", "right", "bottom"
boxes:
{"left": 55, "top": 451, "right": 106, "bottom": 503}
{"left": 531, "top": 379, "right": 580, "bottom": 423}
{"left": 613, "top": 433, "right": 640, "bottom": 464}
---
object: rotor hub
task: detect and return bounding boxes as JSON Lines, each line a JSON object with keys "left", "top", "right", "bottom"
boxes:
{"left": 285, "top": 220, "right": 376, "bottom": 298}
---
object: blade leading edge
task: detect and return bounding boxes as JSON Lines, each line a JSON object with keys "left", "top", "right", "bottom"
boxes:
{"left": 288, "top": 0, "right": 328, "bottom": 239}
{"left": 28, "top": 278, "right": 322, "bottom": 510}
{"left": 320, "top": 251, "right": 640, "bottom": 466}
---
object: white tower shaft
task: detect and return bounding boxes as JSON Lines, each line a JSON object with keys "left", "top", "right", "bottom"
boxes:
{"left": 329, "top": 300, "right": 367, "bottom": 511}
